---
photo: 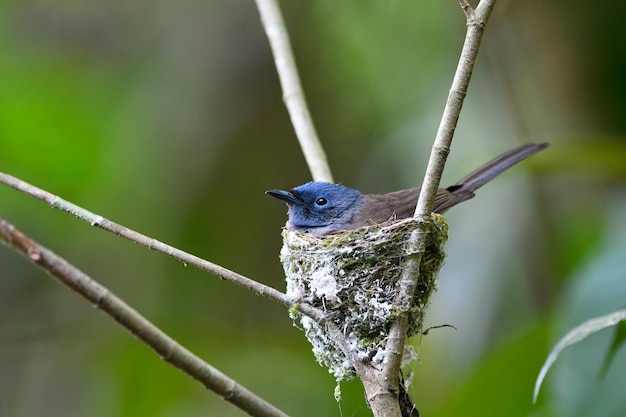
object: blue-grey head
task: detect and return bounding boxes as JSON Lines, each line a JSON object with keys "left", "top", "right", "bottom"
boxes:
{"left": 266, "top": 181, "right": 363, "bottom": 236}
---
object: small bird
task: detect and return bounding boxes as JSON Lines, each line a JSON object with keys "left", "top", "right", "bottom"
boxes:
{"left": 267, "top": 143, "right": 548, "bottom": 236}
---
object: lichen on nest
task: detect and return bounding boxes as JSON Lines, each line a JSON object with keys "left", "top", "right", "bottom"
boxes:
{"left": 279, "top": 214, "right": 448, "bottom": 381}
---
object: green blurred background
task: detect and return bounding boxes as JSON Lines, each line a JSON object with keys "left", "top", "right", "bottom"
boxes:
{"left": 1, "top": 1, "right": 625, "bottom": 416}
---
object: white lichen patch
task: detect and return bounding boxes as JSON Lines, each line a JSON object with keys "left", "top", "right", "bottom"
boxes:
{"left": 279, "top": 215, "right": 448, "bottom": 381}
{"left": 310, "top": 268, "right": 340, "bottom": 305}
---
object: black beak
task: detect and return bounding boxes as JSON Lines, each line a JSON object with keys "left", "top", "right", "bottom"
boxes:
{"left": 266, "top": 189, "right": 303, "bottom": 206}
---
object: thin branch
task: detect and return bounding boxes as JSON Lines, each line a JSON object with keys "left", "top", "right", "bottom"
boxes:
{"left": 254, "top": 0, "right": 334, "bottom": 183}
{"left": 0, "top": 216, "right": 290, "bottom": 417}
{"left": 0, "top": 172, "right": 325, "bottom": 324}
{"left": 458, "top": 0, "right": 474, "bottom": 19}
{"left": 371, "top": 0, "right": 498, "bottom": 414}
{"left": 415, "top": 0, "right": 496, "bottom": 217}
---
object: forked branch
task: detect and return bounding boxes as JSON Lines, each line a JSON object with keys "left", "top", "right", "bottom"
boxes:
{"left": 0, "top": 1, "right": 499, "bottom": 416}
{"left": 373, "top": 1, "right": 498, "bottom": 416}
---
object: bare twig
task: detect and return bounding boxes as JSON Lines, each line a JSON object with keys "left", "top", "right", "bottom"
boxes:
{"left": 0, "top": 172, "right": 325, "bottom": 324}
{"left": 368, "top": 1, "right": 498, "bottom": 415}
{"left": 458, "top": 0, "right": 474, "bottom": 19}
{"left": 0, "top": 216, "right": 290, "bottom": 417}
{"left": 415, "top": 0, "right": 496, "bottom": 216}
{"left": 254, "top": 0, "right": 334, "bottom": 183}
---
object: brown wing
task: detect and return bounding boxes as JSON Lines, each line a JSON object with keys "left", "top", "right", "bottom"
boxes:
{"left": 358, "top": 187, "right": 475, "bottom": 226}
{"left": 355, "top": 188, "right": 422, "bottom": 227}
{"left": 349, "top": 143, "right": 548, "bottom": 229}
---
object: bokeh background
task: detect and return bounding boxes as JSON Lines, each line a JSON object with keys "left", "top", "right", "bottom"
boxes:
{"left": 1, "top": 1, "right": 625, "bottom": 416}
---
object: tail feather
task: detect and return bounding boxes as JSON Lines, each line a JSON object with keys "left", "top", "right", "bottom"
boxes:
{"left": 451, "top": 142, "right": 548, "bottom": 193}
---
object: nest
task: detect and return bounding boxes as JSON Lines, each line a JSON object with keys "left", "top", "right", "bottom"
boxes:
{"left": 280, "top": 214, "right": 448, "bottom": 381}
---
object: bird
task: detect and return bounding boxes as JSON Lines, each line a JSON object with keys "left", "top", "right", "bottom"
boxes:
{"left": 267, "top": 143, "right": 548, "bottom": 236}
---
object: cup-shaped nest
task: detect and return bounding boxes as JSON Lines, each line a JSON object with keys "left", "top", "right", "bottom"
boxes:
{"left": 280, "top": 214, "right": 448, "bottom": 381}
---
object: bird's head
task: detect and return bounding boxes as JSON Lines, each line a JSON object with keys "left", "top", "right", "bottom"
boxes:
{"left": 266, "top": 181, "right": 363, "bottom": 235}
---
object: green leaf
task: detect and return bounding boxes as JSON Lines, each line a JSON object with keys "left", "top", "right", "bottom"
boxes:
{"left": 533, "top": 308, "right": 626, "bottom": 402}
{"left": 599, "top": 317, "right": 626, "bottom": 378}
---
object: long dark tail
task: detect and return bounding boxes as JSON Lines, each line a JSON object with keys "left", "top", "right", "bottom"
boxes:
{"left": 432, "top": 142, "right": 548, "bottom": 213}
{"left": 452, "top": 142, "right": 548, "bottom": 192}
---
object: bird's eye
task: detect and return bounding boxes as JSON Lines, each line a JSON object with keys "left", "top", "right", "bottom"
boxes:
{"left": 316, "top": 197, "right": 328, "bottom": 206}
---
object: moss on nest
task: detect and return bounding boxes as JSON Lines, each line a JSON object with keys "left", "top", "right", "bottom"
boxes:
{"left": 279, "top": 214, "right": 448, "bottom": 380}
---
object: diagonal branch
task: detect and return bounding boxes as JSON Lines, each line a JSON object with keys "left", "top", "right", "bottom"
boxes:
{"left": 0, "top": 216, "right": 290, "bottom": 417}
{"left": 414, "top": 0, "right": 496, "bottom": 217}
{"left": 254, "top": 0, "right": 334, "bottom": 183}
{"left": 370, "top": 1, "right": 498, "bottom": 415}
{"left": 0, "top": 172, "right": 325, "bottom": 324}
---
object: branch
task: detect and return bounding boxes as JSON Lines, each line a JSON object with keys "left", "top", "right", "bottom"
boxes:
{"left": 0, "top": 216, "right": 290, "bottom": 417}
{"left": 415, "top": 0, "right": 496, "bottom": 216}
{"left": 0, "top": 172, "right": 325, "bottom": 324}
{"left": 371, "top": 1, "right": 498, "bottom": 414}
{"left": 254, "top": 0, "right": 334, "bottom": 183}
